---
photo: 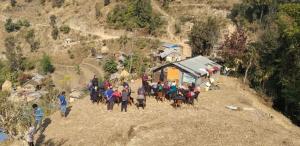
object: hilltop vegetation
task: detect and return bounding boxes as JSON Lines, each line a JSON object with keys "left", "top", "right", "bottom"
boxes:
{"left": 107, "top": 0, "right": 163, "bottom": 34}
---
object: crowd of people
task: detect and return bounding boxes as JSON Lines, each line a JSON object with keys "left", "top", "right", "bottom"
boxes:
{"left": 86, "top": 74, "right": 201, "bottom": 112}
{"left": 25, "top": 74, "right": 201, "bottom": 146}
{"left": 87, "top": 75, "right": 147, "bottom": 112}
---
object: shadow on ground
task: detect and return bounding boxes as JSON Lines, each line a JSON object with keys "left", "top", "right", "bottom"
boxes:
{"left": 35, "top": 118, "right": 51, "bottom": 146}
{"left": 65, "top": 106, "right": 72, "bottom": 117}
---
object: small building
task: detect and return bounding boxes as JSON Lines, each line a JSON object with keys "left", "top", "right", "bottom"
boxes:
{"left": 152, "top": 55, "right": 221, "bottom": 87}
{"left": 158, "top": 43, "right": 182, "bottom": 62}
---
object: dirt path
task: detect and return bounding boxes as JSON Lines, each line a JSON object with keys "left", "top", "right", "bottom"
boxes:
{"left": 52, "top": 57, "right": 104, "bottom": 90}
{"left": 30, "top": 77, "right": 300, "bottom": 146}
{"left": 151, "top": 0, "right": 192, "bottom": 57}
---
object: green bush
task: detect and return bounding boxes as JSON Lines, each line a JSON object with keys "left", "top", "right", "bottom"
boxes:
{"left": 188, "top": 17, "right": 221, "bottom": 56}
{"left": 104, "top": 59, "right": 118, "bottom": 74}
{"left": 4, "top": 18, "right": 20, "bottom": 33}
{"left": 4, "top": 19, "right": 30, "bottom": 33}
{"left": 107, "top": 0, "right": 162, "bottom": 34}
{"left": 40, "top": 54, "right": 54, "bottom": 74}
{"left": 59, "top": 25, "right": 71, "bottom": 34}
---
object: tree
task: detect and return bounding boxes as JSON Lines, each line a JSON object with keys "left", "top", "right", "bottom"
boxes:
{"left": 104, "top": 59, "right": 118, "bottom": 74}
{"left": 40, "top": 54, "right": 54, "bottom": 74}
{"left": 4, "top": 36, "right": 23, "bottom": 72}
{"left": 229, "top": 1, "right": 300, "bottom": 125}
{"left": 188, "top": 17, "right": 221, "bottom": 56}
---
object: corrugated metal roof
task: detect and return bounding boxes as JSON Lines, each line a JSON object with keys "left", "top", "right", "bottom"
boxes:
{"left": 176, "top": 56, "right": 221, "bottom": 76}
{"left": 160, "top": 48, "right": 180, "bottom": 58}
{"left": 152, "top": 56, "right": 222, "bottom": 77}
{"left": 162, "top": 43, "right": 180, "bottom": 48}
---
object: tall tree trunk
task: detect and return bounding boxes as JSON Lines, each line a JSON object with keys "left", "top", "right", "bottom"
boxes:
{"left": 260, "top": 6, "right": 264, "bottom": 23}
{"left": 243, "top": 58, "right": 253, "bottom": 83}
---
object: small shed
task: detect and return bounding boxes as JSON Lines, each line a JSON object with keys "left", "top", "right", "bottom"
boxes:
{"left": 159, "top": 43, "right": 182, "bottom": 62}
{"left": 152, "top": 55, "right": 221, "bottom": 87}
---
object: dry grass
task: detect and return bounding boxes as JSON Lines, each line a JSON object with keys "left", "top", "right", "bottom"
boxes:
{"left": 29, "top": 76, "right": 300, "bottom": 146}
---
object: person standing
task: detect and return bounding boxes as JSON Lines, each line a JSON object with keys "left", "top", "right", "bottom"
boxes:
{"left": 142, "top": 73, "right": 148, "bottom": 87}
{"left": 137, "top": 86, "right": 146, "bottom": 109}
{"left": 32, "top": 104, "right": 44, "bottom": 131}
{"left": 121, "top": 89, "right": 129, "bottom": 112}
{"left": 58, "top": 91, "right": 68, "bottom": 117}
{"left": 105, "top": 86, "right": 114, "bottom": 111}
{"left": 26, "top": 123, "right": 35, "bottom": 146}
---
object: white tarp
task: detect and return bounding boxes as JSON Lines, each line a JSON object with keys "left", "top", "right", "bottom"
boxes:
{"left": 182, "top": 73, "right": 196, "bottom": 84}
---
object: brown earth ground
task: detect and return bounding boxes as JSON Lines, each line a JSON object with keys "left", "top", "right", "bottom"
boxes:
{"left": 9, "top": 76, "right": 300, "bottom": 146}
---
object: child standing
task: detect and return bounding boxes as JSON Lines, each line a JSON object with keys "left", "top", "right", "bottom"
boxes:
{"left": 58, "top": 91, "right": 67, "bottom": 117}
{"left": 26, "top": 123, "right": 35, "bottom": 146}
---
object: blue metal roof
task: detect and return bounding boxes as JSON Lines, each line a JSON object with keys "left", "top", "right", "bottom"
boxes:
{"left": 162, "top": 43, "right": 180, "bottom": 49}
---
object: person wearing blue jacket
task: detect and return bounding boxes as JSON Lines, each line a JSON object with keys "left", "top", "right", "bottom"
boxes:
{"left": 32, "top": 104, "right": 44, "bottom": 131}
{"left": 105, "top": 86, "right": 114, "bottom": 111}
{"left": 58, "top": 91, "right": 68, "bottom": 117}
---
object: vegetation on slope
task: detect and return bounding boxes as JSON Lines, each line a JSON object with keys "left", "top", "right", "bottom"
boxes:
{"left": 224, "top": 0, "right": 300, "bottom": 125}
{"left": 107, "top": 0, "right": 163, "bottom": 34}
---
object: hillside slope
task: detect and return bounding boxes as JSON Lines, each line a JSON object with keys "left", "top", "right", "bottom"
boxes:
{"left": 11, "top": 77, "right": 300, "bottom": 146}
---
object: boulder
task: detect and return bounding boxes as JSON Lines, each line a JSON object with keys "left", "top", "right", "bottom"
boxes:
{"left": 2, "top": 80, "right": 12, "bottom": 92}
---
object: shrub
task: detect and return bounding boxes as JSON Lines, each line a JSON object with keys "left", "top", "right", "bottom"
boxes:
{"left": 52, "top": 0, "right": 64, "bottom": 8}
{"left": 4, "top": 19, "right": 30, "bottom": 33}
{"left": 107, "top": 0, "right": 162, "bottom": 34}
{"left": 175, "top": 21, "right": 181, "bottom": 34}
{"left": 4, "top": 36, "right": 23, "bottom": 72}
{"left": 21, "top": 20, "right": 31, "bottom": 27}
{"left": 49, "top": 15, "right": 57, "bottom": 27}
{"left": 104, "top": 59, "right": 118, "bottom": 74}
{"left": 4, "top": 18, "right": 16, "bottom": 33}
{"left": 10, "top": 0, "right": 17, "bottom": 7}
{"left": 21, "top": 58, "right": 36, "bottom": 71}
{"left": 51, "top": 26, "right": 59, "bottom": 40}
{"left": 40, "top": 54, "right": 54, "bottom": 74}
{"left": 59, "top": 25, "right": 70, "bottom": 34}
{"left": 25, "top": 29, "right": 40, "bottom": 52}
{"left": 0, "top": 91, "right": 32, "bottom": 137}
{"left": 188, "top": 17, "right": 221, "bottom": 56}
